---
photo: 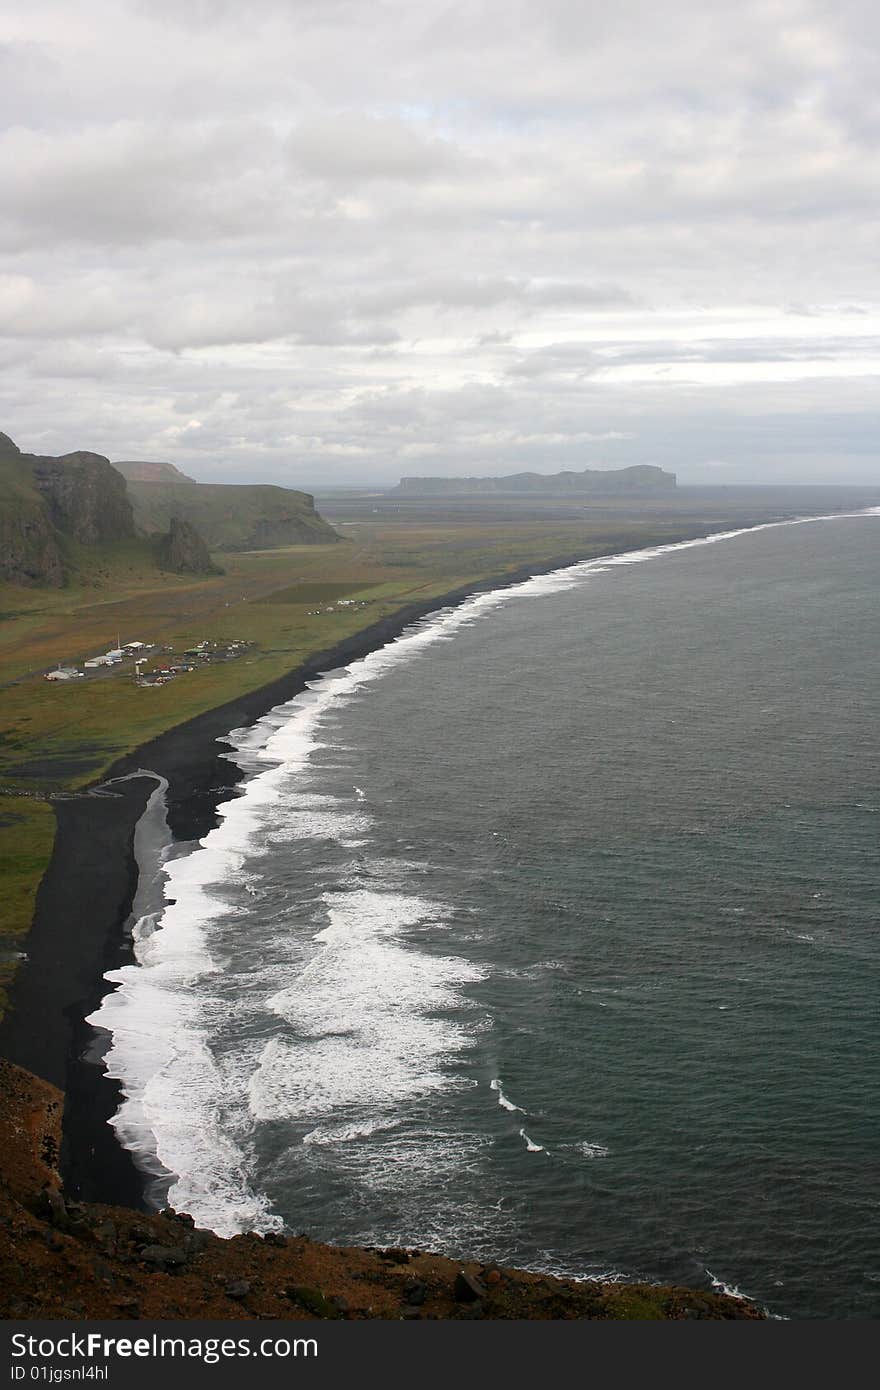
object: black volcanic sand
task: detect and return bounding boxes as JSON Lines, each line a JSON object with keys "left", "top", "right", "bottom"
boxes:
{"left": 0, "top": 778, "right": 154, "bottom": 1207}
{"left": 0, "top": 535, "right": 727, "bottom": 1212}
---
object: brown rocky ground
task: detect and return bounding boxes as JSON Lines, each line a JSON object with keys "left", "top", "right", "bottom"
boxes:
{"left": 0, "top": 1059, "right": 762, "bottom": 1321}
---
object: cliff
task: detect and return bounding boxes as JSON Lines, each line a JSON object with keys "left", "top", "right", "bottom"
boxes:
{"left": 0, "top": 431, "right": 337, "bottom": 587}
{"left": 28, "top": 451, "right": 136, "bottom": 546}
{"left": 0, "top": 1059, "right": 760, "bottom": 1321}
{"left": 395, "top": 465, "right": 677, "bottom": 496}
{"left": 127, "top": 480, "right": 338, "bottom": 551}
{"left": 0, "top": 432, "right": 139, "bottom": 586}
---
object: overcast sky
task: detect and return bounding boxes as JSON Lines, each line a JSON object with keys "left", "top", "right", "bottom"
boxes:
{"left": 1, "top": 0, "right": 878, "bottom": 487}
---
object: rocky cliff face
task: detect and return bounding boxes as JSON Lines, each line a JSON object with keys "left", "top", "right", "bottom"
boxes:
{"left": 28, "top": 451, "right": 135, "bottom": 545}
{"left": 0, "top": 434, "right": 66, "bottom": 586}
{"left": 0, "top": 433, "right": 139, "bottom": 586}
{"left": 0, "top": 509, "right": 66, "bottom": 587}
{"left": 127, "top": 480, "right": 339, "bottom": 550}
{"left": 158, "top": 515, "right": 222, "bottom": 574}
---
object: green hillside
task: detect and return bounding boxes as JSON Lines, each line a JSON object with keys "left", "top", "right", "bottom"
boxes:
{"left": 126, "top": 480, "right": 339, "bottom": 551}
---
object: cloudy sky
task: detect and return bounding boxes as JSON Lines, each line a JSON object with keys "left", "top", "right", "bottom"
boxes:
{"left": 1, "top": 0, "right": 878, "bottom": 486}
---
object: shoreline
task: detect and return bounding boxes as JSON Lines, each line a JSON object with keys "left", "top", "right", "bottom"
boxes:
{"left": 0, "top": 518, "right": 808, "bottom": 1214}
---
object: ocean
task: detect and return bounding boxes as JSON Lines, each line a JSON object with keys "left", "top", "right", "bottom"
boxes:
{"left": 90, "top": 511, "right": 880, "bottom": 1319}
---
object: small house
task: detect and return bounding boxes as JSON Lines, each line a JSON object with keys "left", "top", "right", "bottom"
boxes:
{"left": 45, "top": 667, "right": 82, "bottom": 681}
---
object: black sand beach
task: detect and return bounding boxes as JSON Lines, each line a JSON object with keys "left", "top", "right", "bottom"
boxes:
{"left": 0, "top": 561, "right": 571, "bottom": 1207}
{"left": 0, "top": 531, "right": 738, "bottom": 1212}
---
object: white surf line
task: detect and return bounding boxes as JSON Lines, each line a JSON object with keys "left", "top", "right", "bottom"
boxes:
{"left": 85, "top": 768, "right": 179, "bottom": 1198}
{"left": 519, "top": 1127, "right": 547, "bottom": 1154}
{"left": 218, "top": 503, "right": 880, "bottom": 782}
{"left": 705, "top": 1267, "right": 786, "bottom": 1320}
{"left": 490, "top": 1077, "right": 526, "bottom": 1113}
{"left": 88, "top": 752, "right": 284, "bottom": 1231}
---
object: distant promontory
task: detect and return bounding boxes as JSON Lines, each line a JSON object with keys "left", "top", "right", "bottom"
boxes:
{"left": 394, "top": 465, "right": 676, "bottom": 496}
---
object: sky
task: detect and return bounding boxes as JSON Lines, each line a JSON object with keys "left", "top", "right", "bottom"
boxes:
{"left": 1, "top": 0, "right": 878, "bottom": 487}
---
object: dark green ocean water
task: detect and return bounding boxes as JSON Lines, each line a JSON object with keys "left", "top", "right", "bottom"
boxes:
{"left": 100, "top": 514, "right": 880, "bottom": 1318}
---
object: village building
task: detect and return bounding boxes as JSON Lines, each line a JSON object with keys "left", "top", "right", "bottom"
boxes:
{"left": 44, "top": 667, "right": 82, "bottom": 681}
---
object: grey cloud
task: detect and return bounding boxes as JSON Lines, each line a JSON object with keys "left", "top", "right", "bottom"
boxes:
{"left": 355, "top": 278, "right": 634, "bottom": 316}
{"left": 287, "top": 115, "right": 472, "bottom": 182}
{"left": 506, "top": 344, "right": 603, "bottom": 378}
{"left": 142, "top": 284, "right": 400, "bottom": 351}
{"left": 0, "top": 274, "right": 132, "bottom": 337}
{"left": 26, "top": 343, "right": 124, "bottom": 379}
{"left": 1, "top": 0, "right": 878, "bottom": 485}
{"left": 0, "top": 120, "right": 280, "bottom": 248}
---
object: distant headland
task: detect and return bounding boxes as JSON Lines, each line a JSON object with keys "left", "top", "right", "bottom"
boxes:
{"left": 394, "top": 465, "right": 676, "bottom": 496}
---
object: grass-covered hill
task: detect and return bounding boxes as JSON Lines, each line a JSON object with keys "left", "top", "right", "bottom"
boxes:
{"left": 125, "top": 478, "right": 339, "bottom": 551}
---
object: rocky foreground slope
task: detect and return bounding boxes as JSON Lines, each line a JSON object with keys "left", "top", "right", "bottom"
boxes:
{"left": 0, "top": 1060, "right": 760, "bottom": 1321}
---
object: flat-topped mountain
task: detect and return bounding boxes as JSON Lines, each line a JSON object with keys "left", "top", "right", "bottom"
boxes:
{"left": 113, "top": 459, "right": 197, "bottom": 484}
{"left": 395, "top": 465, "right": 676, "bottom": 496}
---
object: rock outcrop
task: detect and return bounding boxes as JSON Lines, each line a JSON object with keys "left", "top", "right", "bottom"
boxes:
{"left": 157, "top": 515, "right": 222, "bottom": 575}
